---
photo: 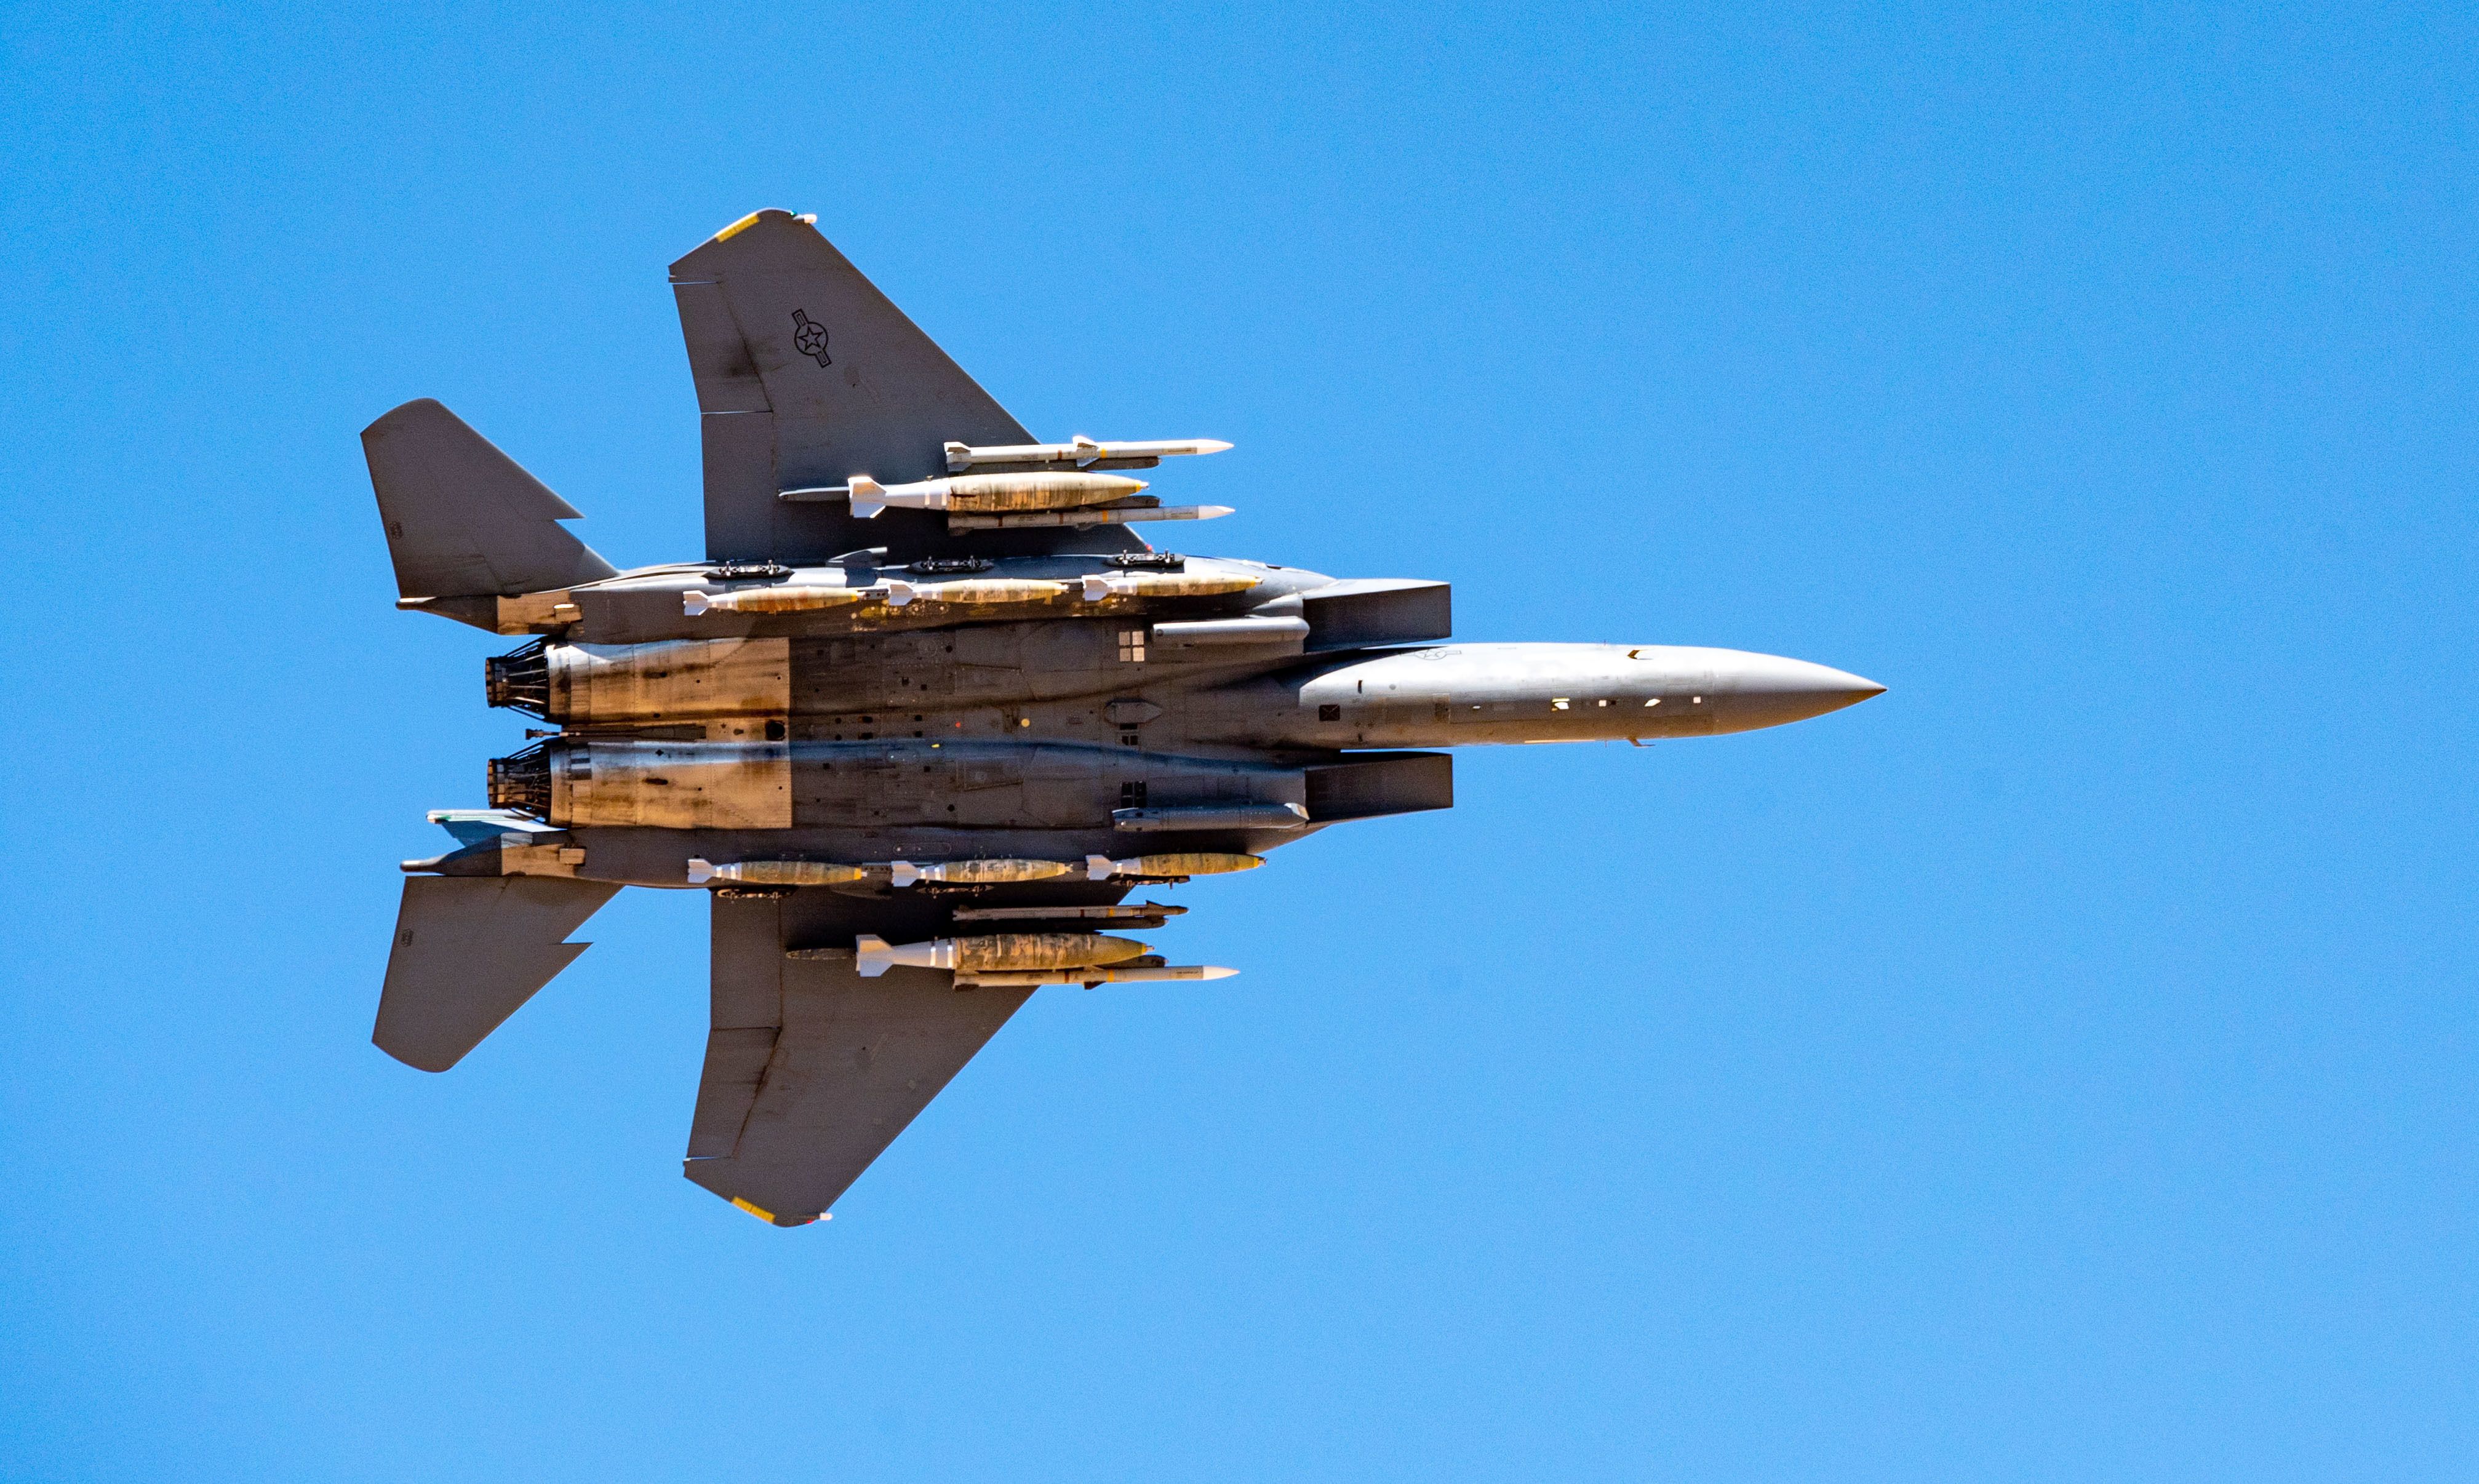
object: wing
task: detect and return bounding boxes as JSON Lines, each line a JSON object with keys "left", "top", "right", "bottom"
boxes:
{"left": 670, "top": 209, "right": 1137, "bottom": 565}
{"left": 684, "top": 890, "right": 1037, "bottom": 1226}
{"left": 373, "top": 876, "right": 622, "bottom": 1072}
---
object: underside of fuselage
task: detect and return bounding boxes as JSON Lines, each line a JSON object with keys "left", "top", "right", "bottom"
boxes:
{"left": 363, "top": 207, "right": 1883, "bottom": 1226}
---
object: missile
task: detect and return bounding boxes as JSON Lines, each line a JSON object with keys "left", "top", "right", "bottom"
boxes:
{"left": 684, "top": 584, "right": 865, "bottom": 616}
{"left": 1079, "top": 571, "right": 1262, "bottom": 602}
{"left": 949, "top": 901, "right": 1189, "bottom": 924}
{"left": 1086, "top": 852, "right": 1266, "bottom": 881}
{"left": 877, "top": 578, "right": 1070, "bottom": 609}
{"left": 785, "top": 471, "right": 1149, "bottom": 519}
{"left": 1148, "top": 615, "right": 1310, "bottom": 647}
{"left": 853, "top": 931, "right": 1154, "bottom": 978}
{"left": 944, "top": 435, "right": 1233, "bottom": 472}
{"left": 687, "top": 858, "right": 866, "bottom": 886}
{"left": 954, "top": 963, "right": 1240, "bottom": 987}
{"left": 947, "top": 504, "right": 1232, "bottom": 532}
{"left": 883, "top": 858, "right": 1076, "bottom": 887}
{"left": 686, "top": 578, "right": 1068, "bottom": 616}
{"left": 1111, "top": 804, "right": 1308, "bottom": 832}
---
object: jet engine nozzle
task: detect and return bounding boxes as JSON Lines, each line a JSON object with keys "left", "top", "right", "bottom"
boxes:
{"left": 484, "top": 640, "right": 551, "bottom": 716}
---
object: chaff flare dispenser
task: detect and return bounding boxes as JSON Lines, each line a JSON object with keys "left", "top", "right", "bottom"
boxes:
{"left": 370, "top": 209, "right": 1882, "bottom": 1226}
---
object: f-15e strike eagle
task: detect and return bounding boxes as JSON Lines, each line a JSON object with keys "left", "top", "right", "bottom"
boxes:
{"left": 368, "top": 209, "right": 1882, "bottom": 1226}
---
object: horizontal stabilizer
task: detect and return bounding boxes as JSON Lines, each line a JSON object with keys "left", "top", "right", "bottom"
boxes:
{"left": 374, "top": 876, "right": 621, "bottom": 1072}
{"left": 426, "top": 808, "right": 559, "bottom": 848}
{"left": 364, "top": 399, "right": 618, "bottom": 600}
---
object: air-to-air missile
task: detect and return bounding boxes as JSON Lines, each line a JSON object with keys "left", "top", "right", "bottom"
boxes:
{"left": 943, "top": 435, "right": 1234, "bottom": 471}
{"left": 365, "top": 207, "right": 1884, "bottom": 1227}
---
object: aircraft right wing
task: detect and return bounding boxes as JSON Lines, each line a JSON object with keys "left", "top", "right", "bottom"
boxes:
{"left": 670, "top": 209, "right": 1137, "bottom": 565}
{"left": 684, "top": 890, "right": 1048, "bottom": 1226}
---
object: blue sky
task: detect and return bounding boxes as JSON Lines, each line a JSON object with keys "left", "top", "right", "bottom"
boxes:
{"left": 2, "top": 2, "right": 2473, "bottom": 1478}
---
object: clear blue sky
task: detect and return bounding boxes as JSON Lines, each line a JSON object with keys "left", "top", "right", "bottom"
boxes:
{"left": 3, "top": 2, "right": 2472, "bottom": 1478}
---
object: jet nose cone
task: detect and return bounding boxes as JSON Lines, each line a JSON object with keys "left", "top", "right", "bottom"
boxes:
{"left": 1720, "top": 655, "right": 1886, "bottom": 732}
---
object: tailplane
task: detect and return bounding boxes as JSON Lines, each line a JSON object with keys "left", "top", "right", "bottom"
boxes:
{"left": 374, "top": 873, "right": 622, "bottom": 1072}
{"left": 363, "top": 399, "right": 618, "bottom": 604}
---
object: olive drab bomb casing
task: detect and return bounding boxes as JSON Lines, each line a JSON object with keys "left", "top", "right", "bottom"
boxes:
{"left": 367, "top": 207, "right": 1884, "bottom": 1228}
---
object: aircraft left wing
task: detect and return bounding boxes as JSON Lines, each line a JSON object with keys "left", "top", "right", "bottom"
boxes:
{"left": 683, "top": 891, "right": 1040, "bottom": 1226}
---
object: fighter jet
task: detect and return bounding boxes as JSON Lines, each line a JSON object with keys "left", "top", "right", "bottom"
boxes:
{"left": 369, "top": 209, "right": 1882, "bottom": 1226}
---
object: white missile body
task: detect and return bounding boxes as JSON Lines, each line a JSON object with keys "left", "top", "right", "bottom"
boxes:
{"left": 944, "top": 435, "right": 1233, "bottom": 471}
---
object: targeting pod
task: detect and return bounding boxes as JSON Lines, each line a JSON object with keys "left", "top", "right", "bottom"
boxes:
{"left": 1085, "top": 852, "right": 1266, "bottom": 881}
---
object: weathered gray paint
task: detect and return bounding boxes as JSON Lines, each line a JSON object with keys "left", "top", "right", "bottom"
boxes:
{"left": 373, "top": 876, "right": 622, "bottom": 1072}
{"left": 364, "top": 399, "right": 617, "bottom": 600}
{"left": 684, "top": 895, "right": 1039, "bottom": 1226}
{"left": 373, "top": 209, "right": 1882, "bottom": 1226}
